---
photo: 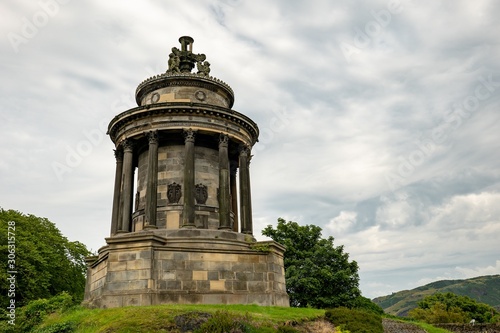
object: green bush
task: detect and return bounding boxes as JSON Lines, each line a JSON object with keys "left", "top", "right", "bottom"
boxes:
{"left": 409, "top": 292, "right": 499, "bottom": 324}
{"left": 352, "top": 296, "right": 384, "bottom": 315}
{"left": 33, "top": 321, "right": 76, "bottom": 333}
{"left": 18, "top": 292, "right": 75, "bottom": 332}
{"left": 324, "top": 307, "right": 383, "bottom": 333}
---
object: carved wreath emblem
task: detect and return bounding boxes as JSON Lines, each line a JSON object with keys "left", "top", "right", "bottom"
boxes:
{"left": 167, "top": 182, "right": 182, "bottom": 204}
{"left": 195, "top": 90, "right": 206, "bottom": 101}
{"left": 195, "top": 183, "right": 208, "bottom": 205}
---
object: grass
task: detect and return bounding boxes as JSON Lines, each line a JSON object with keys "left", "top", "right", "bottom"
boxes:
{"left": 36, "top": 304, "right": 325, "bottom": 333}
{"left": 20, "top": 301, "right": 456, "bottom": 333}
{"left": 414, "top": 322, "right": 454, "bottom": 333}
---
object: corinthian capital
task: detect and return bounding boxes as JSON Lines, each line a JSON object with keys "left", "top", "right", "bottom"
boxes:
{"left": 239, "top": 144, "right": 250, "bottom": 157}
{"left": 219, "top": 133, "right": 229, "bottom": 148}
{"left": 183, "top": 128, "right": 196, "bottom": 143}
{"left": 147, "top": 130, "right": 159, "bottom": 144}
{"left": 113, "top": 148, "right": 124, "bottom": 161}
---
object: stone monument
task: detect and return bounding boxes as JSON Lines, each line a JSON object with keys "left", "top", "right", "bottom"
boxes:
{"left": 83, "top": 36, "right": 289, "bottom": 308}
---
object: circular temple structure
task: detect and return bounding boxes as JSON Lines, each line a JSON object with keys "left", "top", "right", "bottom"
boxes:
{"left": 84, "top": 36, "right": 289, "bottom": 308}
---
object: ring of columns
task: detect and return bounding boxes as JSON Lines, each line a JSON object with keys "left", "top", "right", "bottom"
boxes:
{"left": 108, "top": 73, "right": 259, "bottom": 237}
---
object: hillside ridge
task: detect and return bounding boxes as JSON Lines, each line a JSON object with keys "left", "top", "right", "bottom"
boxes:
{"left": 373, "top": 274, "right": 500, "bottom": 317}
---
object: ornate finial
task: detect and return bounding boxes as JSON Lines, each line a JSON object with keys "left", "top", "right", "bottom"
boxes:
{"left": 166, "top": 36, "right": 208, "bottom": 74}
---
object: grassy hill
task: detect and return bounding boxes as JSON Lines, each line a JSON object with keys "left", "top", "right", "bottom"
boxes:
{"left": 2, "top": 298, "right": 454, "bottom": 332}
{"left": 373, "top": 274, "right": 500, "bottom": 317}
{"left": 5, "top": 304, "right": 329, "bottom": 333}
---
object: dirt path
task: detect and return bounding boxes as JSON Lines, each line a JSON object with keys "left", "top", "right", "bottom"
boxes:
{"left": 383, "top": 318, "right": 427, "bottom": 333}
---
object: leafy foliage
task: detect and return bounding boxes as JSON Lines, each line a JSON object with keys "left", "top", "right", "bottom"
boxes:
{"left": 0, "top": 292, "right": 76, "bottom": 333}
{"left": 324, "top": 307, "right": 383, "bottom": 333}
{"left": 409, "top": 292, "right": 499, "bottom": 323}
{"left": 0, "top": 209, "right": 91, "bottom": 311}
{"left": 262, "top": 218, "right": 360, "bottom": 308}
{"left": 352, "top": 296, "right": 384, "bottom": 315}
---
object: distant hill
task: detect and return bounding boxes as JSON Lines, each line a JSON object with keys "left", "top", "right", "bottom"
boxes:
{"left": 372, "top": 275, "right": 500, "bottom": 317}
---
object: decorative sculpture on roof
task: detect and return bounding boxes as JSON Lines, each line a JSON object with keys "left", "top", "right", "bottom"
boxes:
{"left": 167, "top": 48, "right": 180, "bottom": 73}
{"left": 196, "top": 61, "right": 210, "bottom": 76}
{"left": 166, "top": 36, "right": 208, "bottom": 74}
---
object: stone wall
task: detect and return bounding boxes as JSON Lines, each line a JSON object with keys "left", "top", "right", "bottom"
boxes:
{"left": 133, "top": 145, "right": 221, "bottom": 231}
{"left": 435, "top": 323, "right": 500, "bottom": 333}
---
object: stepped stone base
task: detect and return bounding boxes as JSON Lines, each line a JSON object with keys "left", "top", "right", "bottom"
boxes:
{"left": 83, "top": 229, "right": 289, "bottom": 308}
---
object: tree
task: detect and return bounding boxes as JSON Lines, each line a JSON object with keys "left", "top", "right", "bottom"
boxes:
{"left": 409, "top": 292, "right": 499, "bottom": 323}
{"left": 262, "top": 218, "right": 361, "bottom": 308}
{"left": 0, "top": 208, "right": 91, "bottom": 309}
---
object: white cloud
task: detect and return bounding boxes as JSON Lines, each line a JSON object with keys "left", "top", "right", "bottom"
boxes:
{"left": 327, "top": 210, "right": 358, "bottom": 234}
{"left": 455, "top": 260, "right": 500, "bottom": 278}
{"left": 1, "top": 0, "right": 500, "bottom": 299}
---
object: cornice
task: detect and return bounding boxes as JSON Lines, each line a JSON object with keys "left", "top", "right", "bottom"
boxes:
{"left": 107, "top": 102, "right": 259, "bottom": 145}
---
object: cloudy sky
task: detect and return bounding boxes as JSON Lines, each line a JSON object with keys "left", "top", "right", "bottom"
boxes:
{"left": 2, "top": 0, "right": 499, "bottom": 299}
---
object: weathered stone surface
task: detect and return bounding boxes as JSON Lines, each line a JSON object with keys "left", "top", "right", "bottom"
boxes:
{"left": 207, "top": 271, "right": 219, "bottom": 280}
{"left": 84, "top": 232, "right": 288, "bottom": 308}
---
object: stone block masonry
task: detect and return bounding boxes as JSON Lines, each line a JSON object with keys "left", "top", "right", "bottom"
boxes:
{"left": 84, "top": 230, "right": 289, "bottom": 308}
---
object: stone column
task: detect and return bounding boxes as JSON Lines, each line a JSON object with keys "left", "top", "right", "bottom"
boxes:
{"left": 144, "top": 130, "right": 159, "bottom": 229}
{"left": 119, "top": 139, "right": 134, "bottom": 233}
{"left": 182, "top": 129, "right": 196, "bottom": 228}
{"left": 218, "top": 134, "right": 231, "bottom": 230}
{"left": 110, "top": 148, "right": 123, "bottom": 236}
{"left": 239, "top": 145, "right": 253, "bottom": 234}
{"left": 230, "top": 166, "right": 238, "bottom": 232}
